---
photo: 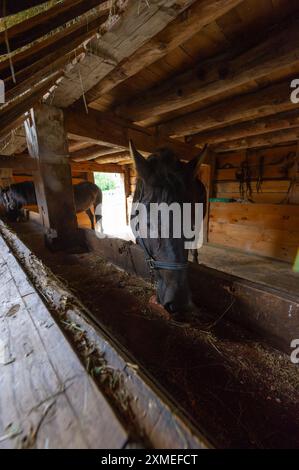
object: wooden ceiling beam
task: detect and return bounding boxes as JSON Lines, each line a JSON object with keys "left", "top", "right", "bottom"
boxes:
{"left": 0, "top": 0, "right": 108, "bottom": 54}
{"left": 51, "top": 0, "right": 199, "bottom": 108}
{"left": 189, "top": 110, "right": 299, "bottom": 146}
{"left": 158, "top": 81, "right": 297, "bottom": 138}
{"left": 0, "top": 72, "right": 61, "bottom": 139}
{"left": 71, "top": 162, "right": 124, "bottom": 173}
{"left": 1, "top": 8, "right": 107, "bottom": 86}
{"left": 70, "top": 146, "right": 125, "bottom": 162}
{"left": 213, "top": 127, "right": 299, "bottom": 152}
{"left": 85, "top": 0, "right": 243, "bottom": 104}
{"left": 0, "top": 155, "right": 37, "bottom": 171}
{"left": 0, "top": 0, "right": 48, "bottom": 16}
{"left": 64, "top": 107, "right": 201, "bottom": 159}
{"left": 94, "top": 153, "right": 132, "bottom": 164}
{"left": 116, "top": 17, "right": 299, "bottom": 123}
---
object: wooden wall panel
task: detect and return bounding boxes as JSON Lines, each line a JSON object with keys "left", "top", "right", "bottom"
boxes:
{"left": 209, "top": 202, "right": 299, "bottom": 262}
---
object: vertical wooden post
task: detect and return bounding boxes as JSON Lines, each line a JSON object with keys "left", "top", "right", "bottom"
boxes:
{"left": 123, "top": 165, "right": 131, "bottom": 225}
{"left": 25, "top": 104, "right": 80, "bottom": 250}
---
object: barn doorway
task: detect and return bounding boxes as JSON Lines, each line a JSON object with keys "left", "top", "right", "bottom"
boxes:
{"left": 94, "top": 172, "right": 128, "bottom": 238}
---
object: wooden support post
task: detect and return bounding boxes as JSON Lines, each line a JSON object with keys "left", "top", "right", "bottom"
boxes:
{"left": 25, "top": 104, "right": 81, "bottom": 251}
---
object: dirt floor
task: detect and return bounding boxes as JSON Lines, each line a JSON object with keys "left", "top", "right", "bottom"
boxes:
{"left": 8, "top": 220, "right": 299, "bottom": 449}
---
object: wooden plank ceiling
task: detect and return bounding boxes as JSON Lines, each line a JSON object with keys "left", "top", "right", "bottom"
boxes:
{"left": 1, "top": 0, "right": 299, "bottom": 167}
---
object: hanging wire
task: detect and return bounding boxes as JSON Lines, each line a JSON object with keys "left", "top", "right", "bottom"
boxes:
{"left": 75, "top": 50, "right": 89, "bottom": 114}
{"left": 2, "top": 0, "right": 16, "bottom": 84}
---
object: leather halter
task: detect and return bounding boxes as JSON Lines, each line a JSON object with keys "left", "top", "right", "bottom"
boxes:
{"left": 135, "top": 182, "right": 188, "bottom": 272}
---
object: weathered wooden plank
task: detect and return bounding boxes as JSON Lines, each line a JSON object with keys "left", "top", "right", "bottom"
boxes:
{"left": 190, "top": 110, "right": 299, "bottom": 146}
{"left": 0, "top": 73, "right": 61, "bottom": 138}
{"left": 50, "top": 0, "right": 198, "bottom": 108}
{"left": 25, "top": 104, "right": 79, "bottom": 250}
{"left": 70, "top": 145, "right": 124, "bottom": 162}
{"left": 0, "top": 0, "right": 108, "bottom": 54}
{"left": 214, "top": 126, "right": 299, "bottom": 151}
{"left": 71, "top": 161, "right": 124, "bottom": 173}
{"left": 0, "top": 234, "right": 128, "bottom": 449}
{"left": 0, "top": 155, "right": 37, "bottom": 171}
{"left": 85, "top": 0, "right": 243, "bottom": 103}
{"left": 215, "top": 180, "right": 290, "bottom": 194}
{"left": 209, "top": 220, "right": 299, "bottom": 261}
{"left": 118, "top": 17, "right": 299, "bottom": 123}
{"left": 64, "top": 107, "right": 201, "bottom": 158}
{"left": 159, "top": 81, "right": 297, "bottom": 137}
{"left": 0, "top": 0, "right": 48, "bottom": 16}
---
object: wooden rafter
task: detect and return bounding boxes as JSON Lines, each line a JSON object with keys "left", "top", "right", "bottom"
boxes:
{"left": 2, "top": 10, "right": 108, "bottom": 92}
{"left": 116, "top": 17, "right": 299, "bottom": 123}
{"left": 85, "top": 0, "right": 244, "bottom": 104}
{"left": 64, "top": 107, "right": 201, "bottom": 159}
{"left": 0, "top": 0, "right": 49, "bottom": 16}
{"left": 70, "top": 145, "right": 125, "bottom": 162}
{"left": 214, "top": 127, "right": 299, "bottom": 152}
{"left": 0, "top": 72, "right": 61, "bottom": 139}
{"left": 189, "top": 110, "right": 299, "bottom": 146}
{"left": 71, "top": 162, "right": 125, "bottom": 173}
{"left": 50, "top": 0, "right": 199, "bottom": 108}
{"left": 158, "top": 81, "right": 297, "bottom": 138}
{"left": 0, "top": 155, "right": 37, "bottom": 170}
{"left": 0, "top": 0, "right": 108, "bottom": 54}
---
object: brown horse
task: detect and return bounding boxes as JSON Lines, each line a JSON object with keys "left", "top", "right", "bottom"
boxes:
{"left": 0, "top": 180, "right": 103, "bottom": 231}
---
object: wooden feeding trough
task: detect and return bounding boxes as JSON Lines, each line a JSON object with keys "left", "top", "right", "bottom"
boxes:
{"left": 0, "top": 0, "right": 299, "bottom": 449}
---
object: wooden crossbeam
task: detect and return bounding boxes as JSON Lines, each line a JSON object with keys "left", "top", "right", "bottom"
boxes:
{"left": 71, "top": 162, "right": 124, "bottom": 173}
{"left": 70, "top": 146, "right": 125, "bottom": 162}
{"left": 94, "top": 153, "right": 132, "bottom": 164}
{"left": 117, "top": 17, "right": 299, "bottom": 123}
{"left": 0, "top": 72, "right": 61, "bottom": 138}
{"left": 214, "top": 127, "right": 299, "bottom": 152}
{"left": 188, "top": 110, "right": 299, "bottom": 146}
{"left": 0, "top": 0, "right": 108, "bottom": 54}
{"left": 2, "top": 11, "right": 107, "bottom": 95}
{"left": 0, "top": 0, "right": 48, "bottom": 16}
{"left": 0, "top": 155, "right": 37, "bottom": 171}
{"left": 64, "top": 107, "right": 201, "bottom": 159}
{"left": 159, "top": 81, "right": 297, "bottom": 138}
{"left": 85, "top": 0, "right": 243, "bottom": 104}
{"left": 50, "top": 0, "right": 198, "bottom": 108}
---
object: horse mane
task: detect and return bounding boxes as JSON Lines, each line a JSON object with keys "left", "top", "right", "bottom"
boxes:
{"left": 140, "top": 148, "right": 186, "bottom": 204}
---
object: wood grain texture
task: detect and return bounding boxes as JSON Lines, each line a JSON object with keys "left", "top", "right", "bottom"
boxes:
{"left": 85, "top": 0, "right": 243, "bottom": 104}
{"left": 50, "top": 0, "right": 197, "bottom": 108}
{"left": 0, "top": 0, "right": 108, "bottom": 54}
{"left": 117, "top": 17, "right": 299, "bottom": 122}
{"left": 0, "top": 233, "right": 127, "bottom": 449}
{"left": 64, "top": 107, "right": 200, "bottom": 158}
{"left": 159, "top": 80, "right": 297, "bottom": 137}
{"left": 209, "top": 202, "right": 299, "bottom": 262}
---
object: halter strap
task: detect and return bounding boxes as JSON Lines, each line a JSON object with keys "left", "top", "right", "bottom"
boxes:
{"left": 137, "top": 236, "right": 188, "bottom": 272}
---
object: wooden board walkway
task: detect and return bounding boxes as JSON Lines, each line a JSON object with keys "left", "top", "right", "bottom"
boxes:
{"left": 0, "top": 233, "right": 128, "bottom": 449}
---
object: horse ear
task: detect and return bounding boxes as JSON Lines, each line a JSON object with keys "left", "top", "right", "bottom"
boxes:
{"left": 129, "top": 139, "right": 150, "bottom": 180}
{"left": 187, "top": 144, "right": 209, "bottom": 177}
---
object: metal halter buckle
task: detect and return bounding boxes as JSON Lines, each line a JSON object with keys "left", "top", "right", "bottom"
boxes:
{"left": 146, "top": 258, "right": 156, "bottom": 270}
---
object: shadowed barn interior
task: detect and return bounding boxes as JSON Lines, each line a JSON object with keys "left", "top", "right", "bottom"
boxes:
{"left": 0, "top": 0, "right": 299, "bottom": 450}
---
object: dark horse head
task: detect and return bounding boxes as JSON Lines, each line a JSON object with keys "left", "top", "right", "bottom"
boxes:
{"left": 130, "top": 140, "right": 208, "bottom": 318}
{"left": 0, "top": 181, "right": 37, "bottom": 221}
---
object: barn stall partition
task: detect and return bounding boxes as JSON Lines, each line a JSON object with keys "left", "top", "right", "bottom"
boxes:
{"left": 0, "top": 0, "right": 299, "bottom": 450}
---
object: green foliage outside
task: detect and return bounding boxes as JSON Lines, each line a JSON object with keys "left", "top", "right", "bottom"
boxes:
{"left": 94, "top": 172, "right": 117, "bottom": 192}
